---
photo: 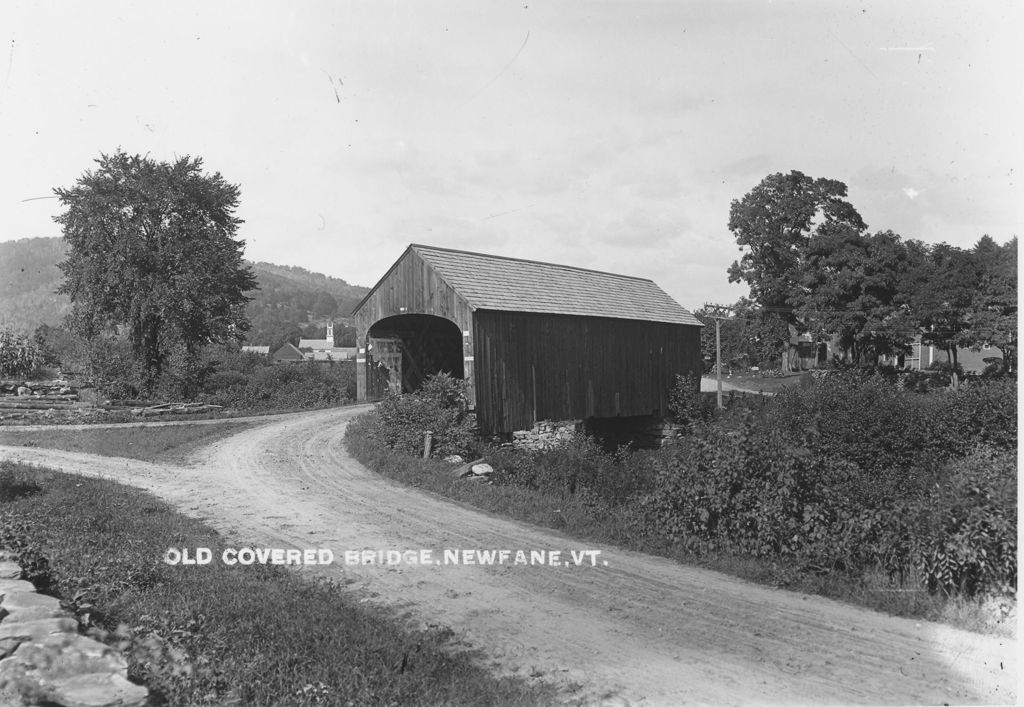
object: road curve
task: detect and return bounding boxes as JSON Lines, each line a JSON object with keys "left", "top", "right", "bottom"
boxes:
{"left": 1, "top": 406, "right": 1016, "bottom": 705}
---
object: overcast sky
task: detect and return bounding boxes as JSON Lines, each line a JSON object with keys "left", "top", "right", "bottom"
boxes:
{"left": 1, "top": 1, "right": 1019, "bottom": 310}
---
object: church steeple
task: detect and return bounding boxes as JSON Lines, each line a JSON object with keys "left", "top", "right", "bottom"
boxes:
{"left": 326, "top": 321, "right": 334, "bottom": 345}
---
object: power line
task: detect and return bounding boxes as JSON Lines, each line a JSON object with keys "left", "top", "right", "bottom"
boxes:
{"left": 703, "top": 303, "right": 735, "bottom": 409}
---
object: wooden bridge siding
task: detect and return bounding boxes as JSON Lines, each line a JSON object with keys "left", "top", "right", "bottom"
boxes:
{"left": 355, "top": 250, "right": 475, "bottom": 403}
{"left": 473, "top": 311, "right": 702, "bottom": 435}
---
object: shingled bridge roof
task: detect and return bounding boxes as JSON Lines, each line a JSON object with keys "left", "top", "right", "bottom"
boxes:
{"left": 404, "top": 244, "right": 702, "bottom": 326}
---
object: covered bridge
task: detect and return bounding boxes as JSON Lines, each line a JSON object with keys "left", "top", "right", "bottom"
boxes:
{"left": 352, "top": 244, "right": 703, "bottom": 436}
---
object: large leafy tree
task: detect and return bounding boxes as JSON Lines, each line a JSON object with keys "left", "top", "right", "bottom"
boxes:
{"left": 903, "top": 242, "right": 980, "bottom": 389}
{"left": 795, "top": 227, "right": 916, "bottom": 365}
{"left": 970, "top": 235, "right": 1017, "bottom": 372}
{"left": 727, "top": 171, "right": 866, "bottom": 372}
{"left": 55, "top": 151, "right": 257, "bottom": 393}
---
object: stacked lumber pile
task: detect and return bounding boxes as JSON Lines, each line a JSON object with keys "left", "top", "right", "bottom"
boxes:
{"left": 1, "top": 380, "right": 226, "bottom": 423}
{"left": 129, "top": 402, "right": 223, "bottom": 416}
{"left": 0, "top": 380, "right": 84, "bottom": 410}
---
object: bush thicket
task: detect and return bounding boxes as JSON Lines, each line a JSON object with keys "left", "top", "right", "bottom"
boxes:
{"left": 636, "top": 375, "right": 1017, "bottom": 597}
{"left": 487, "top": 435, "right": 654, "bottom": 506}
{"left": 152, "top": 346, "right": 356, "bottom": 410}
{"left": 197, "top": 358, "right": 355, "bottom": 411}
{"left": 368, "top": 373, "right": 477, "bottom": 458}
{"left": 355, "top": 371, "right": 1016, "bottom": 601}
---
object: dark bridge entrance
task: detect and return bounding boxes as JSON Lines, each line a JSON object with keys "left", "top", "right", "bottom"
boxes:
{"left": 365, "top": 314, "right": 464, "bottom": 399}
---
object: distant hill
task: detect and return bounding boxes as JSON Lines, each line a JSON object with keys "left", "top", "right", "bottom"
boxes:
{"left": 0, "top": 237, "right": 370, "bottom": 349}
{"left": 244, "top": 261, "right": 370, "bottom": 349}
{"left": 0, "top": 237, "right": 69, "bottom": 333}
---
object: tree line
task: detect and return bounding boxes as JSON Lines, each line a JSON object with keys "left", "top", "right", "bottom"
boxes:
{"left": 710, "top": 171, "right": 1016, "bottom": 387}
{"left": 2, "top": 158, "right": 1015, "bottom": 397}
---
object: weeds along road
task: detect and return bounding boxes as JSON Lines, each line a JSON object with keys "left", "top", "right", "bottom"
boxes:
{"left": 1, "top": 406, "right": 1016, "bottom": 705}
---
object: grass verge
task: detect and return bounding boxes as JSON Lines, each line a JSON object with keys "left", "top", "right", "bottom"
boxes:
{"left": 0, "top": 461, "right": 555, "bottom": 706}
{"left": 0, "top": 401, "right": 361, "bottom": 427}
{"left": 0, "top": 421, "right": 263, "bottom": 463}
{"left": 344, "top": 414, "right": 1016, "bottom": 637}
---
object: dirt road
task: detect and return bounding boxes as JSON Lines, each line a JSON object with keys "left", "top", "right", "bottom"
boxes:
{"left": 1, "top": 406, "right": 1016, "bottom": 705}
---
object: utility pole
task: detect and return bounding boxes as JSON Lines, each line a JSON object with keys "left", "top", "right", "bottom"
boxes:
{"left": 704, "top": 303, "right": 735, "bottom": 410}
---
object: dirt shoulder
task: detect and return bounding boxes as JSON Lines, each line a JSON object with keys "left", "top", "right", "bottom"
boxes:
{"left": 1, "top": 406, "right": 1016, "bottom": 705}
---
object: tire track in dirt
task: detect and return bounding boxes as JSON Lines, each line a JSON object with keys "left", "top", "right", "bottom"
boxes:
{"left": 2, "top": 406, "right": 1016, "bottom": 705}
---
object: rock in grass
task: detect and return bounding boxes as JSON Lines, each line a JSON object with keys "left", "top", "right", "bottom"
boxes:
{"left": 1, "top": 591, "right": 62, "bottom": 615}
{"left": 0, "top": 634, "right": 144, "bottom": 706}
{"left": 470, "top": 463, "right": 494, "bottom": 476}
{"left": 0, "top": 579, "right": 37, "bottom": 601}
{"left": 452, "top": 457, "right": 486, "bottom": 478}
{"left": 2, "top": 605, "right": 67, "bottom": 623}
{"left": 444, "top": 455, "right": 465, "bottom": 464}
{"left": 11, "top": 633, "right": 129, "bottom": 679}
{"left": 47, "top": 672, "right": 148, "bottom": 707}
{"left": 0, "top": 562, "right": 21, "bottom": 580}
{"left": 0, "top": 618, "right": 78, "bottom": 659}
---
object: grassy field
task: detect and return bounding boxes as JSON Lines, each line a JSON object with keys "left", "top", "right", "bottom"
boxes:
{"left": 0, "top": 420, "right": 262, "bottom": 463}
{"left": 0, "top": 461, "right": 556, "bottom": 706}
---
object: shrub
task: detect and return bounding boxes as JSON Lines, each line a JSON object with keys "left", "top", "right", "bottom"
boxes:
{"left": 199, "top": 360, "right": 354, "bottom": 411}
{"left": 762, "top": 373, "right": 1016, "bottom": 488}
{"left": 487, "top": 434, "right": 653, "bottom": 505}
{"left": 900, "top": 369, "right": 945, "bottom": 393}
{"left": 634, "top": 399, "right": 1017, "bottom": 599}
{"left": 980, "top": 357, "right": 1009, "bottom": 378}
{"left": 637, "top": 420, "right": 862, "bottom": 560}
{"left": 927, "top": 360, "right": 966, "bottom": 386}
{"left": 81, "top": 336, "right": 142, "bottom": 400}
{"left": 910, "top": 446, "right": 1016, "bottom": 597}
{"left": 370, "top": 373, "right": 476, "bottom": 458}
{"left": 668, "top": 373, "right": 713, "bottom": 431}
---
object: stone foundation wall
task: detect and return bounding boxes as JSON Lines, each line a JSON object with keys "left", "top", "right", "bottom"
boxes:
{"left": 512, "top": 417, "right": 682, "bottom": 451}
{"left": 0, "top": 552, "right": 148, "bottom": 707}
{"left": 511, "top": 420, "right": 582, "bottom": 451}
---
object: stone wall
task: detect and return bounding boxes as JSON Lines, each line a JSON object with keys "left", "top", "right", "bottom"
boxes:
{"left": 512, "top": 417, "right": 683, "bottom": 451}
{"left": 511, "top": 419, "right": 582, "bottom": 451}
{"left": 0, "top": 552, "right": 148, "bottom": 707}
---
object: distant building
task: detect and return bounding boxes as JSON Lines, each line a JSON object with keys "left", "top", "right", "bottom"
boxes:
{"left": 298, "top": 322, "right": 336, "bottom": 352}
{"left": 899, "top": 338, "right": 1002, "bottom": 373}
{"left": 304, "top": 347, "right": 357, "bottom": 362}
{"left": 271, "top": 342, "right": 305, "bottom": 364}
{"left": 241, "top": 345, "right": 270, "bottom": 355}
{"left": 288, "top": 323, "right": 357, "bottom": 362}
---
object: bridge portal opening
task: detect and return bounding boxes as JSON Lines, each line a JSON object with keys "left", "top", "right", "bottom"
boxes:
{"left": 366, "top": 314, "right": 464, "bottom": 398}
